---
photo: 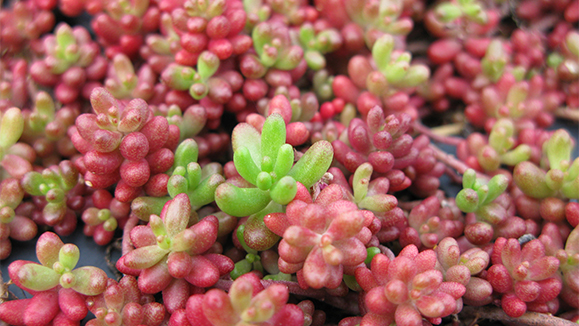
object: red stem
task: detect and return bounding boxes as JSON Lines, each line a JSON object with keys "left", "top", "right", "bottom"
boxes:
{"left": 412, "top": 122, "right": 463, "bottom": 146}
{"left": 122, "top": 214, "right": 139, "bottom": 256}
{"left": 429, "top": 144, "right": 488, "bottom": 181}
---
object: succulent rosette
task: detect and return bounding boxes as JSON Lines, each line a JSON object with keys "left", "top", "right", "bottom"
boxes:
{"left": 435, "top": 237, "right": 493, "bottom": 306}
{"left": 130, "top": 138, "right": 225, "bottom": 221}
{"left": 514, "top": 129, "right": 579, "bottom": 200}
{"left": 21, "top": 160, "right": 80, "bottom": 232}
{"left": 86, "top": 276, "right": 166, "bottom": 326}
{"left": 264, "top": 183, "right": 377, "bottom": 289}
{"left": 456, "top": 169, "right": 527, "bottom": 245}
{"left": 332, "top": 106, "right": 416, "bottom": 192}
{"left": 457, "top": 119, "right": 532, "bottom": 172}
{"left": 116, "top": 193, "right": 234, "bottom": 293}
{"left": 355, "top": 244, "right": 466, "bottom": 326}
{"left": 539, "top": 223, "right": 579, "bottom": 308}
{"left": 216, "top": 112, "right": 333, "bottom": 217}
{"left": 0, "top": 107, "right": 32, "bottom": 180}
{"left": 30, "top": 23, "right": 108, "bottom": 104}
{"left": 488, "top": 237, "right": 562, "bottom": 317}
{"left": 185, "top": 273, "right": 304, "bottom": 326}
{"left": 0, "top": 232, "right": 108, "bottom": 325}
{"left": 0, "top": 0, "right": 579, "bottom": 323}
{"left": 0, "top": 178, "right": 37, "bottom": 260}
{"left": 400, "top": 195, "right": 464, "bottom": 249}
{"left": 72, "top": 87, "right": 179, "bottom": 202}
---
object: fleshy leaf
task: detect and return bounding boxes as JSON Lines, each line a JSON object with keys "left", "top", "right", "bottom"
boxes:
{"left": 288, "top": 140, "right": 333, "bottom": 188}
{"left": 215, "top": 183, "right": 272, "bottom": 216}
{"left": 71, "top": 266, "right": 108, "bottom": 295}
{"left": 17, "top": 264, "right": 60, "bottom": 291}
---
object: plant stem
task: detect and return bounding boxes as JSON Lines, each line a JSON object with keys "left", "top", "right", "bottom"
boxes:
{"left": 554, "top": 107, "right": 579, "bottom": 121}
{"left": 429, "top": 144, "right": 488, "bottom": 182}
{"left": 413, "top": 122, "right": 464, "bottom": 146}
{"left": 459, "top": 306, "right": 577, "bottom": 326}
{"left": 122, "top": 214, "right": 139, "bottom": 256}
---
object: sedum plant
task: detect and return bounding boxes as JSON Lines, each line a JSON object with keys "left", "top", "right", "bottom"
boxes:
{"left": 514, "top": 129, "right": 579, "bottom": 200}
{"left": 216, "top": 112, "right": 333, "bottom": 217}
{"left": 0, "top": 232, "right": 108, "bottom": 325}
{"left": 264, "top": 183, "right": 376, "bottom": 289}
{"left": 116, "top": 193, "right": 234, "bottom": 293}
{"left": 354, "top": 244, "right": 466, "bottom": 326}
{"left": 185, "top": 273, "right": 305, "bottom": 326}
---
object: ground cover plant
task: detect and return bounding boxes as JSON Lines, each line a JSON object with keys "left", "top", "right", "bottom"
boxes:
{"left": 0, "top": 0, "right": 578, "bottom": 324}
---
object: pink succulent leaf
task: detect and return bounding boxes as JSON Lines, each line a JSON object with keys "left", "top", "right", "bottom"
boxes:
{"left": 394, "top": 302, "right": 423, "bottom": 326}
{"left": 283, "top": 225, "right": 320, "bottom": 247}
{"left": 263, "top": 212, "right": 290, "bottom": 237}
{"left": 35, "top": 232, "right": 65, "bottom": 267}
{"left": 333, "top": 237, "right": 367, "bottom": 266}
{"left": 185, "top": 255, "right": 220, "bottom": 287}
{"left": 387, "top": 256, "right": 417, "bottom": 284}
{"left": 71, "top": 266, "right": 108, "bottom": 296}
{"left": 278, "top": 239, "right": 313, "bottom": 264}
{"left": 414, "top": 249, "right": 438, "bottom": 274}
{"left": 138, "top": 259, "right": 173, "bottom": 294}
{"left": 162, "top": 193, "right": 191, "bottom": 238}
{"left": 122, "top": 245, "right": 169, "bottom": 270}
{"left": 303, "top": 245, "right": 342, "bottom": 289}
{"left": 202, "top": 288, "right": 239, "bottom": 326}
{"left": 521, "top": 239, "right": 546, "bottom": 263}
{"left": 325, "top": 210, "right": 372, "bottom": 241}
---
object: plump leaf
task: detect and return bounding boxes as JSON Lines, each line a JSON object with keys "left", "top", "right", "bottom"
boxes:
{"left": 215, "top": 183, "right": 272, "bottom": 217}
{"left": 17, "top": 264, "right": 60, "bottom": 291}
{"left": 270, "top": 176, "right": 297, "bottom": 205}
{"left": 260, "top": 113, "right": 286, "bottom": 167}
{"left": 123, "top": 245, "right": 169, "bottom": 270}
{"left": 71, "top": 266, "right": 108, "bottom": 295}
{"left": 234, "top": 147, "right": 261, "bottom": 185}
{"left": 232, "top": 123, "right": 262, "bottom": 168}
{"left": 288, "top": 140, "right": 333, "bottom": 188}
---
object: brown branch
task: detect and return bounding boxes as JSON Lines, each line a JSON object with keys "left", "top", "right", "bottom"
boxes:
{"left": 554, "top": 108, "right": 579, "bottom": 122}
{"left": 459, "top": 306, "right": 577, "bottom": 326}
{"left": 105, "top": 238, "right": 123, "bottom": 281}
{"left": 413, "top": 122, "right": 464, "bottom": 146}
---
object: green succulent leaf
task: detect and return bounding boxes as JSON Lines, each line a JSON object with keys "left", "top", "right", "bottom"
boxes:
{"left": 513, "top": 161, "right": 556, "bottom": 199}
{"left": 215, "top": 183, "right": 272, "bottom": 217}
{"left": 456, "top": 188, "right": 479, "bottom": 213}
{"left": 287, "top": 140, "right": 333, "bottom": 188}
{"left": 232, "top": 123, "right": 262, "bottom": 168}
{"left": 353, "top": 163, "right": 372, "bottom": 203}
{"left": 269, "top": 176, "right": 297, "bottom": 205}
{"left": 545, "top": 129, "right": 572, "bottom": 171}
{"left": 197, "top": 51, "right": 220, "bottom": 81}
{"left": 273, "top": 144, "right": 294, "bottom": 179}
{"left": 0, "top": 108, "right": 24, "bottom": 150}
{"left": 17, "top": 264, "right": 60, "bottom": 291}
{"left": 234, "top": 146, "right": 261, "bottom": 185}
{"left": 482, "top": 174, "right": 509, "bottom": 205}
{"left": 123, "top": 245, "right": 169, "bottom": 270}
{"left": 58, "top": 244, "right": 80, "bottom": 271}
{"left": 372, "top": 35, "right": 394, "bottom": 73}
{"left": 173, "top": 139, "right": 199, "bottom": 170}
{"left": 260, "top": 113, "right": 287, "bottom": 166}
{"left": 189, "top": 173, "right": 225, "bottom": 210}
